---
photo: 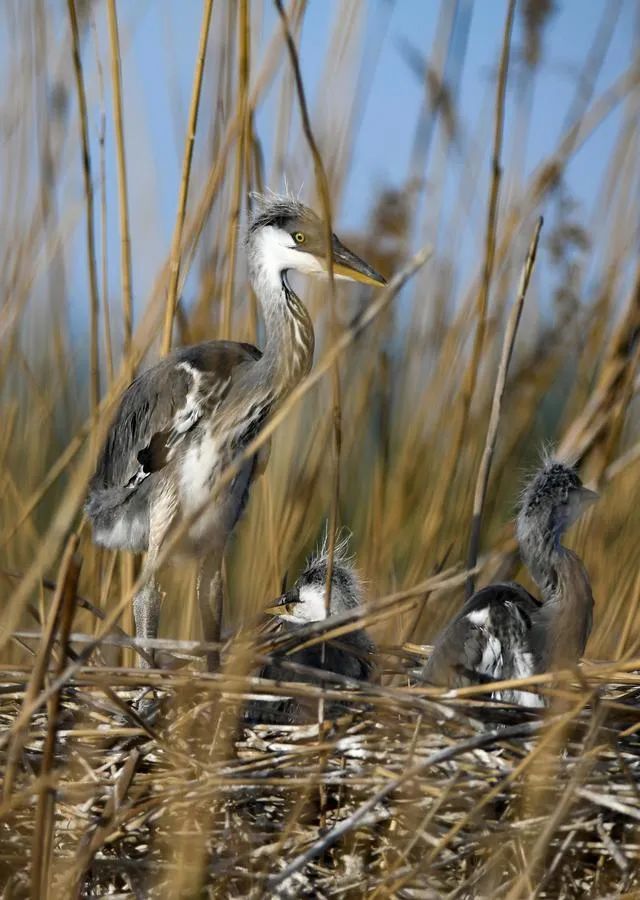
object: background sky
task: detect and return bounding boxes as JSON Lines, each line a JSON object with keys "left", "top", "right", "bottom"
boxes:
{"left": 3, "top": 1, "right": 638, "bottom": 337}
{"left": 91, "top": 1, "right": 637, "bottom": 323}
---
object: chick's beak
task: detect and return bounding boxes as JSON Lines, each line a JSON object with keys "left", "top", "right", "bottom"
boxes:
{"left": 329, "top": 235, "right": 387, "bottom": 286}
{"left": 579, "top": 486, "right": 599, "bottom": 507}
{"left": 567, "top": 485, "right": 599, "bottom": 527}
{"left": 264, "top": 589, "right": 300, "bottom": 616}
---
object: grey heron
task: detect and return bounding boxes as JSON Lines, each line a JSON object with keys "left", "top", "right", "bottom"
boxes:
{"left": 247, "top": 535, "right": 376, "bottom": 723}
{"left": 85, "top": 194, "right": 386, "bottom": 671}
{"left": 421, "top": 458, "right": 598, "bottom": 705}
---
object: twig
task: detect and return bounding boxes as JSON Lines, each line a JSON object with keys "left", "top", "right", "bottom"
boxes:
{"left": 267, "top": 718, "right": 547, "bottom": 888}
{"left": 161, "top": 0, "right": 214, "bottom": 355}
{"left": 466, "top": 216, "right": 543, "bottom": 595}
{"left": 466, "top": 0, "right": 516, "bottom": 393}
{"left": 3, "top": 570, "right": 153, "bottom": 666}
{"left": 72, "top": 748, "right": 140, "bottom": 892}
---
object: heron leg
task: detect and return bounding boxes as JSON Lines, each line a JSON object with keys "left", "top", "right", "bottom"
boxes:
{"left": 197, "top": 551, "right": 224, "bottom": 672}
{"left": 132, "top": 493, "right": 176, "bottom": 668}
{"left": 133, "top": 569, "right": 162, "bottom": 668}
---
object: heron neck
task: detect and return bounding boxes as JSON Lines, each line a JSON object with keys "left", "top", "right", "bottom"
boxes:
{"left": 519, "top": 527, "right": 594, "bottom": 668}
{"left": 519, "top": 528, "right": 562, "bottom": 601}
{"left": 249, "top": 260, "right": 314, "bottom": 396}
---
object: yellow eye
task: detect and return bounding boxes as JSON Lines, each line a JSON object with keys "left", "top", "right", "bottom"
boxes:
{"left": 293, "top": 231, "right": 305, "bottom": 244}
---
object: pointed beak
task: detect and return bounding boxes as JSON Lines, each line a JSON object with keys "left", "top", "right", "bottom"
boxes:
{"left": 329, "top": 236, "right": 387, "bottom": 286}
{"left": 567, "top": 485, "right": 599, "bottom": 527}
{"left": 579, "top": 486, "right": 599, "bottom": 507}
{"left": 264, "top": 590, "right": 300, "bottom": 616}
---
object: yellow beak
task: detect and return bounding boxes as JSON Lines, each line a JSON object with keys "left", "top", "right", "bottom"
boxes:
{"left": 330, "top": 236, "right": 387, "bottom": 286}
{"left": 332, "top": 262, "right": 388, "bottom": 286}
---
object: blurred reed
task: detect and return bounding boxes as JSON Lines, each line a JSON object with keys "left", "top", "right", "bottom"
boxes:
{"left": 0, "top": 1, "right": 639, "bottom": 895}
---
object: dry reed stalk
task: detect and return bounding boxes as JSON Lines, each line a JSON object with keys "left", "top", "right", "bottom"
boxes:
{"left": 105, "top": 0, "right": 136, "bottom": 647}
{"left": 67, "top": 0, "right": 100, "bottom": 423}
{"left": 30, "top": 542, "right": 81, "bottom": 900}
{"left": 161, "top": 0, "right": 214, "bottom": 355}
{"left": 445, "top": 0, "right": 516, "bottom": 483}
{"left": 272, "top": 7, "right": 342, "bottom": 766}
{"left": 219, "top": 0, "right": 249, "bottom": 342}
{"left": 3, "top": 534, "right": 79, "bottom": 800}
{"left": 91, "top": 16, "right": 114, "bottom": 387}
{"left": 106, "top": 0, "right": 133, "bottom": 373}
{"left": 273, "top": 5, "right": 339, "bottom": 487}
{"left": 466, "top": 216, "right": 543, "bottom": 594}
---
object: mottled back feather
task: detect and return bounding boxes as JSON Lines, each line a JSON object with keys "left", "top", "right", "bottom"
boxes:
{"left": 90, "top": 341, "right": 260, "bottom": 492}
{"left": 422, "top": 582, "right": 541, "bottom": 702}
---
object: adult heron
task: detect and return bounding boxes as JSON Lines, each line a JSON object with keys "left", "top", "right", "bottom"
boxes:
{"left": 86, "top": 194, "right": 386, "bottom": 671}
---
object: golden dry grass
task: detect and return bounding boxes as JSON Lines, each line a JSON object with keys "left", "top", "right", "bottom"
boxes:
{"left": 1, "top": 2, "right": 639, "bottom": 897}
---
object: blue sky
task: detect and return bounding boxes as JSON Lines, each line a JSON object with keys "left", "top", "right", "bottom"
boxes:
{"left": 8, "top": 1, "right": 636, "bottom": 333}
{"left": 110, "top": 3, "right": 634, "bottom": 309}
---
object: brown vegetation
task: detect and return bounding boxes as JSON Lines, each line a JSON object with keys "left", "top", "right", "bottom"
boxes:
{"left": 1, "top": 2, "right": 639, "bottom": 896}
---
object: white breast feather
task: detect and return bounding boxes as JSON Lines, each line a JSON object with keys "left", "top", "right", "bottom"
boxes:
{"left": 479, "top": 634, "right": 503, "bottom": 677}
{"left": 467, "top": 608, "right": 490, "bottom": 626}
{"left": 179, "top": 430, "right": 221, "bottom": 513}
{"left": 508, "top": 647, "right": 543, "bottom": 707}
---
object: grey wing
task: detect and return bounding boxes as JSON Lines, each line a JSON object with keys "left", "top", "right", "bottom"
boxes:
{"left": 422, "top": 583, "right": 539, "bottom": 690}
{"left": 86, "top": 341, "right": 260, "bottom": 546}
{"left": 327, "top": 630, "right": 377, "bottom": 683}
{"left": 247, "top": 622, "right": 302, "bottom": 725}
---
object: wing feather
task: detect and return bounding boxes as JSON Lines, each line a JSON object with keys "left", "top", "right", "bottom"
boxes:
{"left": 422, "top": 582, "right": 541, "bottom": 696}
{"left": 86, "top": 341, "right": 261, "bottom": 534}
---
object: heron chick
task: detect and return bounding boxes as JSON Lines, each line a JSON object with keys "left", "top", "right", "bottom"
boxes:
{"left": 248, "top": 537, "right": 376, "bottom": 724}
{"left": 85, "top": 194, "right": 385, "bottom": 672}
{"left": 421, "top": 458, "right": 598, "bottom": 705}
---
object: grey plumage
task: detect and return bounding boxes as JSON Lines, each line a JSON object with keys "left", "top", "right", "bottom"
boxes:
{"left": 87, "top": 341, "right": 261, "bottom": 552}
{"left": 421, "top": 458, "right": 598, "bottom": 705}
{"left": 247, "top": 537, "right": 376, "bottom": 724}
{"left": 85, "top": 193, "right": 386, "bottom": 673}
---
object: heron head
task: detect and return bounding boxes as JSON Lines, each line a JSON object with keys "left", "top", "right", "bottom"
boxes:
{"left": 264, "top": 580, "right": 328, "bottom": 624}
{"left": 248, "top": 193, "right": 387, "bottom": 287}
{"left": 518, "top": 459, "right": 598, "bottom": 541}
{"left": 264, "top": 533, "right": 363, "bottom": 624}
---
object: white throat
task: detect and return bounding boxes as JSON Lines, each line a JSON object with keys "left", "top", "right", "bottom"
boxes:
{"left": 282, "top": 584, "right": 329, "bottom": 624}
{"left": 252, "top": 226, "right": 324, "bottom": 291}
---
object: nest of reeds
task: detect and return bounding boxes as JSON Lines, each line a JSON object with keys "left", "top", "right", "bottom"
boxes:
{"left": 2, "top": 647, "right": 640, "bottom": 899}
